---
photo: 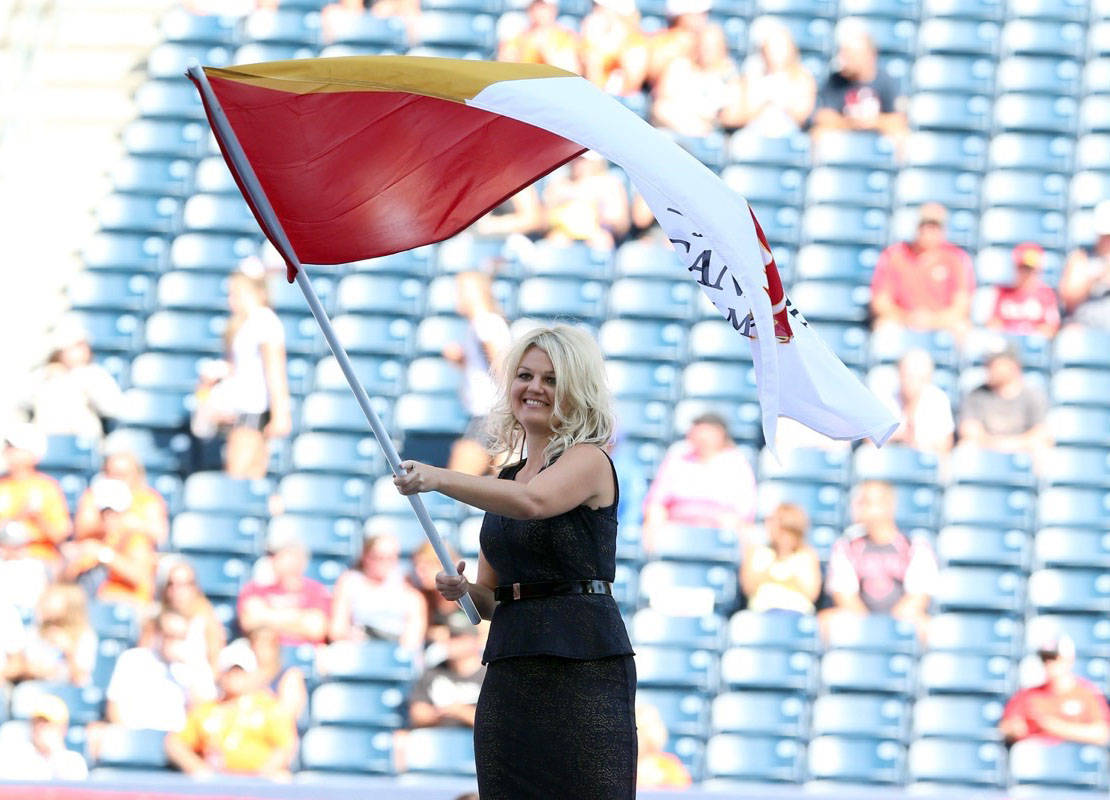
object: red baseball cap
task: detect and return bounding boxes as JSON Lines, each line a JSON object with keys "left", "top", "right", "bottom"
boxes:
{"left": 1012, "top": 242, "right": 1044, "bottom": 269}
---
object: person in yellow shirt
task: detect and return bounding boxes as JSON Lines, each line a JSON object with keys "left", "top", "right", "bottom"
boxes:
{"left": 0, "top": 424, "right": 72, "bottom": 566}
{"left": 165, "top": 644, "right": 297, "bottom": 779}
{"left": 636, "top": 702, "right": 692, "bottom": 789}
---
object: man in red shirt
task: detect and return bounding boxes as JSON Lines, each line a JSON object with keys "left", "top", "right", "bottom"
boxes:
{"left": 988, "top": 242, "right": 1061, "bottom": 339}
{"left": 870, "top": 203, "right": 975, "bottom": 341}
{"left": 237, "top": 530, "right": 330, "bottom": 646}
{"left": 1000, "top": 633, "right": 1110, "bottom": 746}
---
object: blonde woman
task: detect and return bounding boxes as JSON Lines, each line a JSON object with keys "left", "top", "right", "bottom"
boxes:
{"left": 741, "top": 502, "right": 822, "bottom": 615}
{"left": 13, "top": 583, "right": 98, "bottom": 686}
{"left": 395, "top": 325, "right": 636, "bottom": 799}
{"left": 157, "top": 557, "right": 226, "bottom": 670}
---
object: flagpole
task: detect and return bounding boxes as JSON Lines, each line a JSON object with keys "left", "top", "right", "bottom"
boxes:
{"left": 187, "top": 65, "right": 481, "bottom": 625}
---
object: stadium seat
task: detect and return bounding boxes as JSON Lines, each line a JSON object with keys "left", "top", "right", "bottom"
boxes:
{"left": 948, "top": 447, "right": 1035, "bottom": 489}
{"left": 807, "top": 735, "right": 905, "bottom": 785}
{"left": 994, "top": 93, "right": 1078, "bottom": 136}
{"left": 318, "top": 640, "right": 418, "bottom": 683}
{"left": 806, "top": 167, "right": 891, "bottom": 208}
{"left": 87, "top": 602, "right": 141, "bottom": 643}
{"left": 181, "top": 194, "right": 260, "bottom": 236}
{"left": 402, "top": 727, "right": 477, "bottom": 776}
{"left": 331, "top": 314, "right": 413, "bottom": 357}
{"left": 801, "top": 206, "right": 888, "bottom": 247}
{"left": 170, "top": 511, "right": 263, "bottom": 556}
{"left": 711, "top": 691, "right": 807, "bottom": 738}
{"left": 520, "top": 240, "right": 611, "bottom": 280}
{"left": 980, "top": 207, "right": 1067, "bottom": 250}
{"left": 84, "top": 232, "right": 168, "bottom": 273}
{"left": 982, "top": 170, "right": 1068, "bottom": 213}
{"left": 640, "top": 561, "right": 739, "bottom": 613}
{"left": 680, "top": 361, "right": 758, "bottom": 404}
{"left": 820, "top": 650, "right": 914, "bottom": 695}
{"left": 1001, "top": 18, "right": 1084, "bottom": 59}
{"left": 927, "top": 613, "right": 1022, "bottom": 657}
{"left": 268, "top": 514, "right": 362, "bottom": 559}
{"left": 91, "top": 726, "right": 170, "bottom": 771}
{"left": 187, "top": 553, "right": 251, "bottom": 599}
{"left": 169, "top": 232, "right": 260, "bottom": 272}
{"left": 301, "top": 391, "right": 392, "bottom": 434}
{"left": 726, "top": 130, "right": 811, "bottom": 169}
{"left": 612, "top": 239, "right": 681, "bottom": 279}
{"left": 232, "top": 42, "right": 316, "bottom": 63}
{"left": 916, "top": 652, "right": 1013, "bottom": 696}
{"left": 902, "top": 131, "right": 987, "bottom": 172}
{"left": 38, "top": 435, "right": 97, "bottom": 473}
{"left": 997, "top": 56, "right": 1081, "bottom": 96}
{"left": 182, "top": 472, "right": 274, "bottom": 515}
{"left": 684, "top": 319, "right": 751, "bottom": 362}
{"left": 1034, "top": 528, "right": 1110, "bottom": 571}
{"left": 310, "top": 682, "right": 406, "bottom": 729}
{"left": 1008, "top": 739, "right": 1109, "bottom": 790}
{"left": 277, "top": 473, "right": 371, "bottom": 518}
{"left": 123, "top": 118, "right": 209, "bottom": 160}
{"left": 907, "top": 739, "right": 1005, "bottom": 787}
{"left": 156, "top": 271, "right": 228, "bottom": 312}
{"left": 746, "top": 203, "right": 801, "bottom": 248}
{"left": 243, "top": 8, "right": 320, "bottom": 45}
{"left": 128, "top": 352, "right": 204, "bottom": 393}
{"left": 637, "top": 688, "right": 711, "bottom": 740}
{"left": 635, "top": 645, "right": 718, "bottom": 692}
{"left": 912, "top": 694, "right": 1004, "bottom": 741}
{"left": 811, "top": 131, "right": 895, "bottom": 170}
{"left": 299, "top": 726, "right": 396, "bottom": 774}
{"left": 69, "top": 271, "right": 153, "bottom": 315}
{"left": 1027, "top": 568, "right": 1110, "bottom": 614}
{"left": 143, "top": 310, "right": 224, "bottom": 353}
{"left": 942, "top": 486, "right": 1034, "bottom": 529}
{"left": 719, "top": 647, "right": 815, "bottom": 693}
{"left": 758, "top": 446, "right": 849, "bottom": 484}
{"left": 327, "top": 12, "right": 407, "bottom": 48}
{"left": 721, "top": 165, "right": 805, "bottom": 207}
{"left": 1048, "top": 407, "right": 1110, "bottom": 449}
{"left": 189, "top": 157, "right": 237, "bottom": 196}
{"left": 1076, "top": 134, "right": 1110, "bottom": 172}
{"left": 912, "top": 55, "right": 994, "bottom": 95}
{"left": 987, "top": 132, "right": 1073, "bottom": 174}
{"left": 631, "top": 609, "right": 726, "bottom": 652}
{"left": 908, "top": 92, "right": 991, "bottom": 134}
{"left": 98, "top": 193, "right": 182, "bottom": 236}
{"left": 1038, "top": 487, "right": 1110, "bottom": 529}
{"left": 792, "top": 243, "right": 878, "bottom": 284}
{"left": 921, "top": 0, "right": 1003, "bottom": 20}
{"left": 596, "top": 318, "right": 687, "bottom": 363}
{"left": 756, "top": 479, "right": 843, "bottom": 527}
{"left": 1026, "top": 613, "right": 1110, "bottom": 658}
{"left": 114, "top": 389, "right": 189, "bottom": 430}
{"left": 335, "top": 274, "right": 425, "bottom": 317}
{"left": 727, "top": 609, "right": 818, "bottom": 651}
{"left": 112, "top": 155, "right": 194, "bottom": 198}
{"left": 935, "top": 527, "right": 1029, "bottom": 571}
{"left": 160, "top": 8, "right": 239, "bottom": 46}
{"left": 313, "top": 354, "right": 405, "bottom": 397}
{"left": 810, "top": 693, "right": 909, "bottom": 741}
{"left": 10, "top": 681, "right": 104, "bottom": 726}
{"left": 935, "top": 567, "right": 1025, "bottom": 614}
{"left": 894, "top": 167, "right": 981, "bottom": 211}
{"left": 413, "top": 10, "right": 496, "bottom": 52}
{"left": 134, "top": 80, "right": 205, "bottom": 122}
{"left": 146, "top": 42, "right": 232, "bottom": 81}
{"left": 704, "top": 733, "right": 804, "bottom": 783}
{"left": 516, "top": 276, "right": 607, "bottom": 322}
{"left": 853, "top": 445, "right": 939, "bottom": 487}
{"left": 369, "top": 471, "right": 462, "bottom": 519}
{"left": 824, "top": 614, "right": 918, "bottom": 655}
{"left": 605, "top": 360, "right": 678, "bottom": 402}
{"left": 1052, "top": 369, "right": 1110, "bottom": 409}
{"left": 648, "top": 525, "right": 743, "bottom": 566}
{"left": 290, "top": 432, "right": 387, "bottom": 475}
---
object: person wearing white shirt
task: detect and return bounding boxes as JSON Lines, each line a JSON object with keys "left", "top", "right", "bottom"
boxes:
{"left": 0, "top": 694, "right": 88, "bottom": 781}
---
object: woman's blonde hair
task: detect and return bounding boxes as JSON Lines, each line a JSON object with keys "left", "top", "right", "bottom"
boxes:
{"left": 486, "top": 325, "right": 614, "bottom": 466}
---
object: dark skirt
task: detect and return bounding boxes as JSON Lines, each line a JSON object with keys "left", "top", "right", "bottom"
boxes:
{"left": 473, "top": 654, "right": 638, "bottom": 799}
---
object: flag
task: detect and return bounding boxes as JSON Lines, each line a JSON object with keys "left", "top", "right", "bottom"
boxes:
{"left": 190, "top": 56, "right": 898, "bottom": 448}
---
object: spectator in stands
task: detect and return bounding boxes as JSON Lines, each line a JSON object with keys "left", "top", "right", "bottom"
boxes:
{"left": 158, "top": 556, "right": 226, "bottom": 671}
{"left": 164, "top": 643, "right": 297, "bottom": 780}
{"left": 497, "top": 0, "right": 581, "bottom": 74}
{"left": 92, "top": 443, "right": 169, "bottom": 546}
{"left": 579, "top": 0, "right": 649, "bottom": 96}
{"left": 238, "top": 529, "right": 330, "bottom": 647}
{"left": 1060, "top": 199, "right": 1110, "bottom": 330}
{"left": 192, "top": 263, "right": 291, "bottom": 479}
{"left": 0, "top": 599, "right": 26, "bottom": 685}
{"left": 474, "top": 185, "right": 546, "bottom": 240}
{"left": 811, "top": 18, "right": 907, "bottom": 146}
{"left": 646, "top": 0, "right": 716, "bottom": 86}
{"left": 542, "top": 153, "right": 631, "bottom": 250}
{"left": 879, "top": 348, "right": 955, "bottom": 457}
{"left": 329, "top": 533, "right": 427, "bottom": 657}
{"left": 0, "top": 423, "right": 72, "bottom": 566}
{"left": 731, "top": 18, "right": 816, "bottom": 136}
{"left": 1000, "top": 632, "right": 1110, "bottom": 746}
{"left": 22, "top": 317, "right": 123, "bottom": 440}
{"left": 958, "top": 341, "right": 1052, "bottom": 460}
{"left": 412, "top": 539, "right": 465, "bottom": 649}
{"left": 0, "top": 520, "right": 50, "bottom": 617}
{"left": 408, "top": 617, "right": 487, "bottom": 729}
{"left": 636, "top": 701, "right": 692, "bottom": 789}
{"left": 822, "top": 480, "right": 936, "bottom": 638}
{"left": 641, "top": 412, "right": 757, "bottom": 551}
{"left": 242, "top": 625, "right": 308, "bottom": 723}
{"left": 988, "top": 242, "right": 1061, "bottom": 339}
{"left": 105, "top": 607, "right": 216, "bottom": 732}
{"left": 443, "top": 271, "right": 512, "bottom": 477}
{"left": 11, "top": 582, "right": 97, "bottom": 686}
{"left": 870, "top": 202, "right": 975, "bottom": 342}
{"left": 0, "top": 694, "right": 87, "bottom": 781}
{"left": 740, "top": 502, "right": 821, "bottom": 615}
{"left": 651, "top": 24, "right": 742, "bottom": 137}
{"left": 64, "top": 475, "right": 157, "bottom": 607}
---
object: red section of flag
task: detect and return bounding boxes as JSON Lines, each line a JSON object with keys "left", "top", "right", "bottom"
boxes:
{"left": 748, "top": 206, "right": 793, "bottom": 342}
{"left": 193, "top": 75, "right": 585, "bottom": 279}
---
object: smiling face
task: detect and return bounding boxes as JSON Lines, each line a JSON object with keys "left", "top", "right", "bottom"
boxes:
{"left": 510, "top": 346, "right": 558, "bottom": 433}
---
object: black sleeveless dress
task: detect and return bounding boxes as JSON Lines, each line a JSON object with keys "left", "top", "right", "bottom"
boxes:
{"left": 473, "top": 453, "right": 637, "bottom": 799}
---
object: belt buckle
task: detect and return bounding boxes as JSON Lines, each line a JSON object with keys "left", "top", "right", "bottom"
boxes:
{"left": 512, "top": 582, "right": 521, "bottom": 601}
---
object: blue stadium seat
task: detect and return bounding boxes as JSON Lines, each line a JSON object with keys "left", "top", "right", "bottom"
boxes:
{"left": 727, "top": 609, "right": 819, "bottom": 651}
{"left": 801, "top": 206, "right": 888, "bottom": 247}
{"left": 331, "top": 315, "right": 413, "bottom": 357}
{"left": 935, "top": 567, "right": 1025, "bottom": 614}
{"left": 948, "top": 447, "right": 1035, "bottom": 489}
{"left": 393, "top": 392, "right": 468, "bottom": 435}
{"left": 820, "top": 650, "right": 914, "bottom": 695}
{"left": 752, "top": 13, "right": 833, "bottom": 56}
{"left": 824, "top": 614, "right": 917, "bottom": 655}
{"left": 369, "top": 473, "right": 463, "bottom": 521}
{"left": 637, "top": 687, "right": 711, "bottom": 740}
{"left": 680, "top": 361, "right": 758, "bottom": 403}
{"left": 1038, "top": 487, "right": 1110, "bottom": 529}
{"left": 902, "top": 131, "right": 987, "bottom": 172}
{"left": 183, "top": 471, "right": 274, "bottom": 515}
{"left": 134, "top": 80, "right": 205, "bottom": 121}
{"left": 313, "top": 354, "right": 405, "bottom": 396}
{"left": 326, "top": 13, "right": 407, "bottom": 48}
{"left": 721, "top": 165, "right": 805, "bottom": 207}
{"left": 114, "top": 388, "right": 189, "bottom": 430}
{"left": 907, "top": 739, "right": 1005, "bottom": 787}
{"left": 811, "top": 131, "right": 896, "bottom": 170}
{"left": 756, "top": 479, "right": 844, "bottom": 527}
{"left": 894, "top": 167, "right": 981, "bottom": 211}
{"left": 128, "top": 352, "right": 203, "bottom": 393}
{"left": 182, "top": 194, "right": 260, "bottom": 236}
{"left": 916, "top": 652, "right": 1013, "bottom": 696}
{"left": 912, "top": 55, "right": 994, "bottom": 95}
{"left": 402, "top": 727, "right": 476, "bottom": 776}
{"left": 290, "top": 431, "right": 387, "bottom": 474}
{"left": 191, "top": 157, "right": 238, "bottom": 195}
{"left": 726, "top": 130, "right": 810, "bottom": 168}
{"left": 907, "top": 92, "right": 992, "bottom": 133}
{"left": 160, "top": 8, "right": 238, "bottom": 45}
{"left": 613, "top": 239, "right": 681, "bottom": 279}
{"left": 122, "top": 119, "right": 208, "bottom": 159}
{"left": 1001, "top": 18, "right": 1084, "bottom": 59}
{"left": 87, "top": 602, "right": 141, "bottom": 643}
{"left": 1034, "top": 528, "right": 1110, "bottom": 572}
{"left": 912, "top": 695, "right": 1004, "bottom": 740}
{"left": 635, "top": 645, "right": 718, "bottom": 692}
{"left": 838, "top": 0, "right": 916, "bottom": 15}
{"left": 70, "top": 310, "right": 143, "bottom": 353}
{"left": 631, "top": 609, "right": 726, "bottom": 652}
{"left": 1008, "top": 739, "right": 1109, "bottom": 790}
{"left": 1009, "top": 0, "right": 1088, "bottom": 21}
{"left": 156, "top": 271, "right": 228, "bottom": 311}
{"left": 1048, "top": 407, "right": 1110, "bottom": 449}
{"left": 516, "top": 276, "right": 607, "bottom": 322}
{"left": 994, "top": 93, "right": 1078, "bottom": 136}
{"left": 187, "top": 553, "right": 251, "bottom": 598}
{"left": 91, "top": 726, "right": 170, "bottom": 771}
{"left": 232, "top": 42, "right": 315, "bottom": 63}
{"left": 170, "top": 511, "right": 263, "bottom": 556}
{"left": 997, "top": 56, "right": 1081, "bottom": 96}
{"left": 606, "top": 360, "right": 678, "bottom": 401}
{"left": 112, "top": 155, "right": 194, "bottom": 197}
{"left": 850, "top": 15, "right": 915, "bottom": 58}
{"left": 521, "top": 240, "right": 611, "bottom": 279}
{"left": 704, "top": 734, "right": 804, "bottom": 783}
{"left": 98, "top": 193, "right": 181, "bottom": 236}
{"left": 806, "top": 167, "right": 891, "bottom": 208}
{"left": 83, "top": 232, "right": 168, "bottom": 273}
{"left": 921, "top": 0, "right": 1003, "bottom": 20}
{"left": 1093, "top": 19, "right": 1110, "bottom": 56}
{"left": 243, "top": 8, "right": 320, "bottom": 45}
{"left": 335, "top": 274, "right": 425, "bottom": 317}
{"left": 614, "top": 397, "right": 671, "bottom": 441}
{"left": 853, "top": 445, "right": 939, "bottom": 487}
{"left": 807, "top": 735, "right": 905, "bottom": 785}
{"left": 169, "top": 232, "right": 260, "bottom": 273}
{"left": 758, "top": 446, "right": 849, "bottom": 484}
{"left": 1076, "top": 134, "right": 1110, "bottom": 172}
{"left": 318, "top": 640, "right": 418, "bottom": 683}
{"left": 299, "top": 726, "right": 395, "bottom": 774}
{"left": 414, "top": 11, "right": 496, "bottom": 50}
{"left": 11, "top": 681, "right": 103, "bottom": 725}
{"left": 935, "top": 527, "right": 1029, "bottom": 571}
{"left": 810, "top": 694, "right": 909, "bottom": 741}
{"left": 146, "top": 42, "right": 232, "bottom": 80}
{"left": 711, "top": 692, "right": 807, "bottom": 738}
{"left": 269, "top": 514, "right": 362, "bottom": 559}
{"left": 789, "top": 282, "right": 870, "bottom": 323}
{"left": 925, "top": 613, "right": 1022, "bottom": 657}
{"left": 640, "top": 561, "right": 739, "bottom": 612}
{"left": 1054, "top": 328, "right": 1110, "bottom": 369}
{"left": 39, "top": 436, "right": 97, "bottom": 472}
{"left": 1026, "top": 613, "right": 1110, "bottom": 658}
{"left": 648, "top": 525, "right": 743, "bottom": 566}
{"left": 987, "top": 132, "right": 1073, "bottom": 173}
{"left": 143, "top": 310, "right": 224, "bottom": 353}
{"left": 1052, "top": 369, "right": 1110, "bottom": 409}
{"left": 942, "top": 486, "right": 1034, "bottom": 529}
{"left": 310, "top": 682, "right": 405, "bottom": 729}
{"left": 719, "top": 647, "right": 815, "bottom": 693}
{"left": 301, "top": 391, "right": 391, "bottom": 434}
{"left": 278, "top": 472, "right": 370, "bottom": 518}
{"left": 1027, "top": 568, "right": 1110, "bottom": 614}
{"left": 981, "top": 169, "right": 1067, "bottom": 212}
{"left": 684, "top": 319, "right": 750, "bottom": 362}
{"left": 792, "top": 243, "right": 878, "bottom": 283}
{"left": 1071, "top": 170, "right": 1110, "bottom": 213}
{"left": 746, "top": 203, "right": 801, "bottom": 248}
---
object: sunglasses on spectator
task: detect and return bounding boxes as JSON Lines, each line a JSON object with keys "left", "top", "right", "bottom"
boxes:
{"left": 1038, "top": 650, "right": 1061, "bottom": 662}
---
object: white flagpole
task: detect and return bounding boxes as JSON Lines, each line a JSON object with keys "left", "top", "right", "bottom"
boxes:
{"left": 187, "top": 65, "right": 481, "bottom": 625}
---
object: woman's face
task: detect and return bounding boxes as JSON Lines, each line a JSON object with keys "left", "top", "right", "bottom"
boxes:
{"left": 362, "top": 539, "right": 401, "bottom": 583}
{"left": 510, "top": 346, "right": 557, "bottom": 432}
{"left": 228, "top": 275, "right": 261, "bottom": 315}
{"left": 165, "top": 566, "right": 198, "bottom": 609}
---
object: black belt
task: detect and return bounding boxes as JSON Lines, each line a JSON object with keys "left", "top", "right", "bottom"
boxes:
{"left": 494, "top": 579, "right": 612, "bottom": 602}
